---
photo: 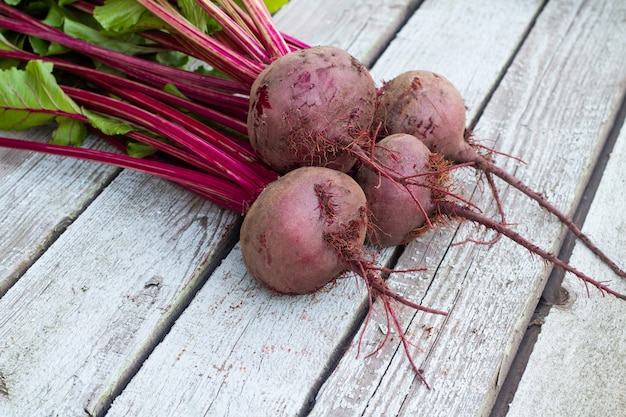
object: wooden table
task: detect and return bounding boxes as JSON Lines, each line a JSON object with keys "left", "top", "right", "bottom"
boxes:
{"left": 1, "top": 0, "right": 625, "bottom": 416}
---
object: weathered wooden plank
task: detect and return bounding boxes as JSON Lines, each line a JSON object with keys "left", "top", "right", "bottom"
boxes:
{"left": 276, "top": 0, "right": 422, "bottom": 67}
{"left": 105, "top": 243, "right": 370, "bottom": 416}
{"left": 507, "top": 117, "right": 626, "bottom": 417}
{"left": 368, "top": 0, "right": 544, "bottom": 119}
{"left": 310, "top": 0, "right": 626, "bottom": 416}
{"left": 1, "top": 1, "right": 622, "bottom": 417}
{"left": 106, "top": 1, "right": 547, "bottom": 416}
{"left": 0, "top": 170, "right": 239, "bottom": 416}
{"left": 0, "top": 129, "right": 118, "bottom": 296}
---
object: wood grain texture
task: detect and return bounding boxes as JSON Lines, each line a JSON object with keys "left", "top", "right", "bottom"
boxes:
{"left": 0, "top": 0, "right": 624, "bottom": 416}
{"left": 0, "top": 129, "right": 118, "bottom": 296}
{"left": 106, "top": 243, "right": 373, "bottom": 416}
{"left": 369, "top": 0, "right": 544, "bottom": 121}
{"left": 507, "top": 113, "right": 626, "bottom": 417}
{"left": 310, "top": 0, "right": 626, "bottom": 415}
{"left": 0, "top": 171, "right": 239, "bottom": 416}
{"left": 275, "top": 0, "right": 422, "bottom": 66}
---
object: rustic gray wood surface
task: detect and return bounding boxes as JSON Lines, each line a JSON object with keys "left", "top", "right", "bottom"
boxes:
{"left": 507, "top": 108, "right": 626, "bottom": 417}
{"left": 0, "top": 0, "right": 624, "bottom": 416}
{"left": 0, "top": 130, "right": 118, "bottom": 296}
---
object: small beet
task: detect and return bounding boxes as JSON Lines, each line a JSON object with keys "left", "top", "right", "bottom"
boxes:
{"left": 356, "top": 133, "right": 439, "bottom": 246}
{"left": 376, "top": 70, "right": 474, "bottom": 162}
{"left": 240, "top": 166, "right": 448, "bottom": 388}
{"left": 356, "top": 133, "right": 626, "bottom": 301}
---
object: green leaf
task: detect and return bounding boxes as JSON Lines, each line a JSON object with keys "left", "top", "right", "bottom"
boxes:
{"left": 21, "top": 1, "right": 49, "bottom": 15}
{"left": 29, "top": 35, "right": 70, "bottom": 56}
{"left": 62, "top": 18, "right": 162, "bottom": 55}
{"left": 22, "top": 3, "right": 96, "bottom": 56}
{"left": 163, "top": 83, "right": 186, "bottom": 98}
{"left": 155, "top": 50, "right": 189, "bottom": 68}
{"left": 0, "top": 60, "right": 82, "bottom": 131}
{"left": 264, "top": 0, "right": 290, "bottom": 14}
{"left": 94, "top": 0, "right": 165, "bottom": 33}
{"left": 41, "top": 3, "right": 66, "bottom": 28}
{"left": 0, "top": 33, "right": 21, "bottom": 62}
{"left": 177, "top": 0, "right": 221, "bottom": 34}
{"left": 0, "top": 59, "right": 20, "bottom": 71}
{"left": 83, "top": 108, "right": 135, "bottom": 136}
{"left": 51, "top": 116, "right": 87, "bottom": 146}
{"left": 127, "top": 141, "right": 157, "bottom": 158}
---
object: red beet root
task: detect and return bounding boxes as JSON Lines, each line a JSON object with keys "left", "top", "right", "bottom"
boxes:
{"left": 247, "top": 46, "right": 377, "bottom": 174}
{"left": 356, "top": 133, "right": 438, "bottom": 246}
{"left": 239, "top": 166, "right": 448, "bottom": 388}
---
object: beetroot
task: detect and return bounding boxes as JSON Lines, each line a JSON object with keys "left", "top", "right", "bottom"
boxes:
{"left": 240, "top": 165, "right": 448, "bottom": 388}
{"left": 240, "top": 166, "right": 368, "bottom": 294}
{"left": 356, "top": 133, "right": 439, "bottom": 246}
{"left": 247, "top": 45, "right": 377, "bottom": 174}
{"left": 376, "top": 70, "right": 626, "bottom": 278}
{"left": 376, "top": 70, "right": 472, "bottom": 162}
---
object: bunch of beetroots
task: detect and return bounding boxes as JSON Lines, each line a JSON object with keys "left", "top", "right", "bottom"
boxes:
{"left": 241, "top": 46, "right": 626, "bottom": 386}
{"left": 243, "top": 45, "right": 625, "bottom": 294}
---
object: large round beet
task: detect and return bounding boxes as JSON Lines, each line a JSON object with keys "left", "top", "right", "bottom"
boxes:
{"left": 240, "top": 166, "right": 368, "bottom": 294}
{"left": 248, "top": 46, "right": 377, "bottom": 174}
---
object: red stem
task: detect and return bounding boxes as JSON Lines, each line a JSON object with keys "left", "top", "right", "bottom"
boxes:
{"left": 195, "top": 0, "right": 270, "bottom": 62}
{"left": 438, "top": 201, "right": 626, "bottom": 301}
{"left": 62, "top": 86, "right": 273, "bottom": 193}
{"left": 0, "top": 6, "right": 248, "bottom": 94}
{"left": 239, "top": 0, "right": 290, "bottom": 58}
{"left": 0, "top": 136, "right": 252, "bottom": 213}
{"left": 474, "top": 156, "right": 626, "bottom": 279}
{"left": 0, "top": 50, "right": 249, "bottom": 131}
{"left": 135, "top": 0, "right": 263, "bottom": 87}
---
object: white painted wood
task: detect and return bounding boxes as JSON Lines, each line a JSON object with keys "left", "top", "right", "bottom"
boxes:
{"left": 107, "top": 1, "right": 555, "bottom": 416}
{"left": 0, "top": 129, "right": 118, "bottom": 295}
{"left": 0, "top": 170, "right": 239, "bottom": 416}
{"left": 310, "top": 0, "right": 626, "bottom": 416}
{"left": 368, "top": 0, "right": 543, "bottom": 123}
{"left": 507, "top": 117, "right": 626, "bottom": 417}
{"left": 105, "top": 243, "right": 373, "bottom": 416}
{"left": 276, "top": 0, "right": 422, "bottom": 66}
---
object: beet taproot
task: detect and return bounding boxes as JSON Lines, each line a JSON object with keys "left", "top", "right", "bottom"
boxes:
{"left": 356, "top": 133, "right": 440, "bottom": 246}
{"left": 247, "top": 46, "right": 377, "bottom": 174}
{"left": 240, "top": 166, "right": 368, "bottom": 294}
